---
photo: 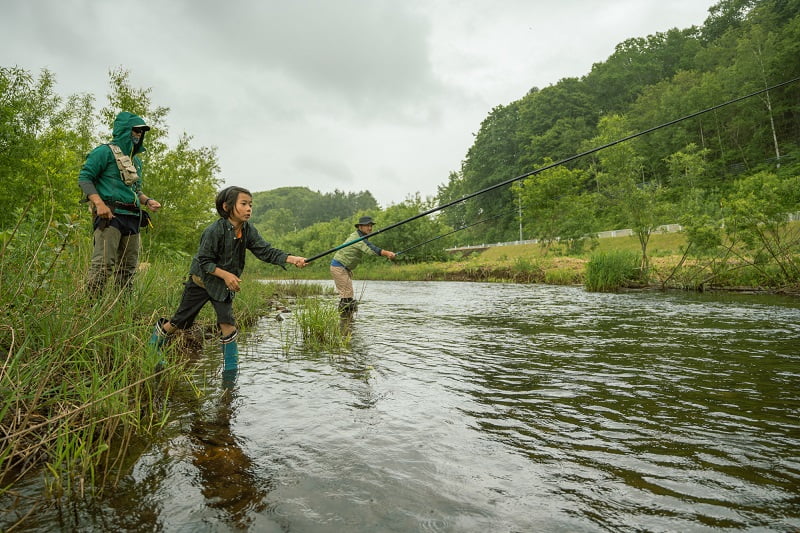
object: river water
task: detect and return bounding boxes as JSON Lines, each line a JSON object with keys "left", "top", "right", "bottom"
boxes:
{"left": 7, "top": 281, "right": 800, "bottom": 532}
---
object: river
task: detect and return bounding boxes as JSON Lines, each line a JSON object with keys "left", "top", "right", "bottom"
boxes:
{"left": 6, "top": 281, "right": 800, "bottom": 532}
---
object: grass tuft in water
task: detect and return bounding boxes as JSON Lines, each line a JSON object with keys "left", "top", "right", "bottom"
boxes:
{"left": 294, "top": 297, "right": 351, "bottom": 352}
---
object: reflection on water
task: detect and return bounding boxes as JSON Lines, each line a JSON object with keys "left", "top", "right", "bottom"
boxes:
{"left": 188, "top": 369, "right": 270, "bottom": 527}
{"left": 3, "top": 281, "right": 800, "bottom": 531}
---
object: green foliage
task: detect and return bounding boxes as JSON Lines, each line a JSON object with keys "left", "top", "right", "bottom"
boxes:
{"left": 0, "top": 67, "right": 91, "bottom": 228}
{"left": 144, "top": 135, "right": 220, "bottom": 254}
{"left": 433, "top": 0, "right": 800, "bottom": 266}
{"left": 0, "top": 211, "right": 171, "bottom": 499}
{"left": 268, "top": 193, "right": 453, "bottom": 264}
{"left": 585, "top": 250, "right": 642, "bottom": 292}
{"left": 515, "top": 163, "right": 597, "bottom": 249}
{"left": 0, "top": 66, "right": 223, "bottom": 257}
{"left": 3, "top": 0, "right": 800, "bottom": 292}
{"left": 722, "top": 170, "right": 800, "bottom": 283}
{"left": 251, "top": 187, "right": 378, "bottom": 238}
{"left": 0, "top": 204, "right": 317, "bottom": 508}
{"left": 451, "top": 101, "right": 525, "bottom": 243}
{"left": 292, "top": 297, "right": 351, "bottom": 352}
{"left": 377, "top": 194, "right": 453, "bottom": 262}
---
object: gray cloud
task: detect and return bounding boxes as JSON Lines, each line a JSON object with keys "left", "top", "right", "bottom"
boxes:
{"left": 1, "top": 0, "right": 716, "bottom": 206}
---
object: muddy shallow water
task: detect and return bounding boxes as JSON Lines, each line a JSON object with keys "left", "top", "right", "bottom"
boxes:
{"left": 6, "top": 281, "right": 800, "bottom": 532}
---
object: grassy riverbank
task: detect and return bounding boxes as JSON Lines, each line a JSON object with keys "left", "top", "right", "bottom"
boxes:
{"left": 264, "top": 228, "right": 800, "bottom": 293}
{"left": 2, "top": 219, "right": 796, "bottom": 526}
{"left": 0, "top": 222, "right": 322, "bottom": 522}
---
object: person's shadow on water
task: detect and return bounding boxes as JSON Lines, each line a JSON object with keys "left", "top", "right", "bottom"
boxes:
{"left": 188, "top": 369, "right": 272, "bottom": 528}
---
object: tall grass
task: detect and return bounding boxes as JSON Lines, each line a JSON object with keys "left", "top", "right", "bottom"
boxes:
{"left": 0, "top": 216, "right": 178, "bottom": 504}
{"left": 585, "top": 250, "right": 642, "bottom": 292}
{"left": 0, "top": 211, "right": 309, "bottom": 524}
{"left": 293, "top": 297, "right": 351, "bottom": 353}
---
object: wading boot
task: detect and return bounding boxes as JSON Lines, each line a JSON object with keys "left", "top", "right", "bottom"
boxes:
{"left": 148, "top": 317, "right": 170, "bottom": 372}
{"left": 221, "top": 330, "right": 239, "bottom": 372}
{"left": 338, "top": 298, "right": 358, "bottom": 316}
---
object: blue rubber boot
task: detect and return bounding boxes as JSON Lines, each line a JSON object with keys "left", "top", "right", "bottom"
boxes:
{"left": 221, "top": 330, "right": 239, "bottom": 372}
{"left": 148, "top": 318, "right": 170, "bottom": 372}
{"left": 148, "top": 317, "right": 170, "bottom": 350}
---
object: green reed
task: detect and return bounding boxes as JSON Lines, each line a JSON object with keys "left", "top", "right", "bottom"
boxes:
{"left": 0, "top": 211, "right": 299, "bottom": 518}
{"left": 294, "top": 297, "right": 351, "bottom": 352}
{"left": 585, "top": 250, "right": 643, "bottom": 292}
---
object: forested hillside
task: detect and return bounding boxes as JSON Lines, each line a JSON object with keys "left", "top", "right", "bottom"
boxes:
{"left": 261, "top": 0, "right": 800, "bottom": 279}
{"left": 435, "top": 0, "right": 800, "bottom": 251}
{"left": 1, "top": 0, "right": 798, "bottom": 276}
{"left": 249, "top": 187, "right": 378, "bottom": 239}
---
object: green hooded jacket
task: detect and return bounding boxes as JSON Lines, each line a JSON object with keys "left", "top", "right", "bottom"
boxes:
{"left": 78, "top": 111, "right": 149, "bottom": 215}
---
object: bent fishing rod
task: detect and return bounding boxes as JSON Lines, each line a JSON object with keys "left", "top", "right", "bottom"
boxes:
{"left": 395, "top": 211, "right": 511, "bottom": 256}
{"left": 305, "top": 76, "right": 800, "bottom": 264}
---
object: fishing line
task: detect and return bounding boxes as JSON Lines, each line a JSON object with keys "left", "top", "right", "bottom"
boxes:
{"left": 395, "top": 210, "right": 512, "bottom": 256}
{"left": 306, "top": 76, "right": 800, "bottom": 263}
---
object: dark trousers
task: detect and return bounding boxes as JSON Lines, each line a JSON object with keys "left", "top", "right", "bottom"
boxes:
{"left": 169, "top": 277, "right": 236, "bottom": 329}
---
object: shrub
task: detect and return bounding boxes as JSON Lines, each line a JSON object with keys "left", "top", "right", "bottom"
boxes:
{"left": 585, "top": 250, "right": 641, "bottom": 292}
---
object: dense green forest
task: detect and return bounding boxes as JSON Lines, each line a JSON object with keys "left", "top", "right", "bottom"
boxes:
{"left": 1, "top": 0, "right": 799, "bottom": 279}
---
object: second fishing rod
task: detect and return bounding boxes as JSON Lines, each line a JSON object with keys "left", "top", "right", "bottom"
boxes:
{"left": 304, "top": 76, "right": 800, "bottom": 264}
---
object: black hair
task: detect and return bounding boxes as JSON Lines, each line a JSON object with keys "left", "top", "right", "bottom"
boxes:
{"left": 215, "top": 186, "right": 252, "bottom": 218}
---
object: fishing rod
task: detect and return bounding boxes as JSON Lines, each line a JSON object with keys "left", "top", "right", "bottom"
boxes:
{"left": 395, "top": 211, "right": 511, "bottom": 256}
{"left": 305, "top": 76, "right": 800, "bottom": 264}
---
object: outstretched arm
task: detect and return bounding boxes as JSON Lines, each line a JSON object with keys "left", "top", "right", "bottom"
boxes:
{"left": 286, "top": 255, "right": 307, "bottom": 268}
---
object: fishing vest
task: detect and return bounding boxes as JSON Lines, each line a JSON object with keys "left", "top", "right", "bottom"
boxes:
{"left": 107, "top": 144, "right": 140, "bottom": 186}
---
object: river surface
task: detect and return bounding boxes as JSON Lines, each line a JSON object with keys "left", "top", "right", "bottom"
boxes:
{"left": 7, "top": 281, "right": 800, "bottom": 532}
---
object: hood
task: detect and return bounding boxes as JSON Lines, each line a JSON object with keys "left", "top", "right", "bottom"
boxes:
{"left": 111, "top": 111, "right": 149, "bottom": 155}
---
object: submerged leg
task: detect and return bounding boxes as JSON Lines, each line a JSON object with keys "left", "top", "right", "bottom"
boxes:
{"left": 221, "top": 329, "right": 239, "bottom": 372}
{"left": 148, "top": 317, "right": 172, "bottom": 372}
{"left": 338, "top": 298, "right": 358, "bottom": 316}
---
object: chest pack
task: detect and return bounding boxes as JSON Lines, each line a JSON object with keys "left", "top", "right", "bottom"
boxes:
{"left": 107, "top": 144, "right": 140, "bottom": 186}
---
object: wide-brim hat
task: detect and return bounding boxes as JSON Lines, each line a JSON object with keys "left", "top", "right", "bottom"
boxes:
{"left": 355, "top": 216, "right": 375, "bottom": 228}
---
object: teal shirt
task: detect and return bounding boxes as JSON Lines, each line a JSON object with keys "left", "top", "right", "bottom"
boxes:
{"left": 190, "top": 218, "right": 290, "bottom": 301}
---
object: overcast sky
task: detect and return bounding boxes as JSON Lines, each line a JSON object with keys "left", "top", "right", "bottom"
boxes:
{"left": 2, "top": 0, "right": 718, "bottom": 207}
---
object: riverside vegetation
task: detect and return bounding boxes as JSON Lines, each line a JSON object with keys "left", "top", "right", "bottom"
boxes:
{"left": 1, "top": 208, "right": 797, "bottom": 527}
{"left": 3, "top": 0, "right": 800, "bottom": 524}
{"left": 0, "top": 213, "right": 334, "bottom": 525}
{"left": 263, "top": 220, "right": 800, "bottom": 294}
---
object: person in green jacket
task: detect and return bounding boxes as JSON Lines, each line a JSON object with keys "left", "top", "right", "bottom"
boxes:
{"left": 78, "top": 111, "right": 162, "bottom": 294}
{"left": 330, "top": 215, "right": 396, "bottom": 314}
{"left": 148, "top": 186, "right": 306, "bottom": 374}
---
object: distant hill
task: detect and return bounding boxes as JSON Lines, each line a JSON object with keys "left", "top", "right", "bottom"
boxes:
{"left": 251, "top": 186, "right": 378, "bottom": 237}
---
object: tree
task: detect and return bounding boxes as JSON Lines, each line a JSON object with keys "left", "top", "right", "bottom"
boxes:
{"left": 701, "top": 0, "right": 758, "bottom": 42}
{"left": 377, "top": 194, "right": 452, "bottom": 262}
{"left": 0, "top": 67, "right": 92, "bottom": 228}
{"left": 98, "top": 68, "right": 222, "bottom": 255}
{"left": 514, "top": 163, "right": 597, "bottom": 253}
{"left": 458, "top": 102, "right": 525, "bottom": 243}
{"left": 664, "top": 142, "right": 711, "bottom": 193}
{"left": 722, "top": 170, "right": 800, "bottom": 284}
{"left": 587, "top": 115, "right": 671, "bottom": 271}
